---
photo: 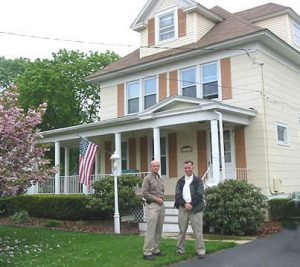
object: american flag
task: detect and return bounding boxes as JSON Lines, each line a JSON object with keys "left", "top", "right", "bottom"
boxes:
{"left": 79, "top": 138, "right": 98, "bottom": 188}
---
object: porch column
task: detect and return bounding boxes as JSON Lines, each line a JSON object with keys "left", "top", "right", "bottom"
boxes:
{"left": 215, "top": 111, "right": 226, "bottom": 182}
{"left": 55, "top": 141, "right": 61, "bottom": 194}
{"left": 95, "top": 150, "right": 100, "bottom": 177}
{"left": 210, "top": 120, "right": 220, "bottom": 185}
{"left": 153, "top": 127, "right": 161, "bottom": 175}
{"left": 115, "top": 133, "right": 122, "bottom": 176}
{"left": 64, "top": 147, "right": 70, "bottom": 194}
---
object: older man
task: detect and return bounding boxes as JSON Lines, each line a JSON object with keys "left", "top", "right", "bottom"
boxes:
{"left": 141, "top": 160, "right": 165, "bottom": 261}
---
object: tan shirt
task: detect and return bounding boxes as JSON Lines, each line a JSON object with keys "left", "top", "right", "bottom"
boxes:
{"left": 142, "top": 173, "right": 165, "bottom": 203}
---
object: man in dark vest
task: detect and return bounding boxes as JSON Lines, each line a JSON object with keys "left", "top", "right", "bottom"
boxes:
{"left": 174, "top": 160, "right": 206, "bottom": 259}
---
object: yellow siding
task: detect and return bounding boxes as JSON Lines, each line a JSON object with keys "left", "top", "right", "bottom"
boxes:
{"left": 99, "top": 85, "right": 118, "bottom": 120}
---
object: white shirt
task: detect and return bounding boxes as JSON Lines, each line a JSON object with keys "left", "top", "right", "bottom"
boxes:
{"left": 182, "top": 175, "right": 193, "bottom": 203}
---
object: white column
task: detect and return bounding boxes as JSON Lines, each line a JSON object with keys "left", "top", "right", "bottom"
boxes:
{"left": 55, "top": 141, "right": 61, "bottom": 194}
{"left": 215, "top": 111, "right": 226, "bottom": 182}
{"left": 115, "top": 133, "right": 122, "bottom": 176}
{"left": 64, "top": 147, "right": 70, "bottom": 194}
{"left": 153, "top": 127, "right": 161, "bottom": 175}
{"left": 95, "top": 150, "right": 100, "bottom": 178}
{"left": 210, "top": 120, "right": 220, "bottom": 185}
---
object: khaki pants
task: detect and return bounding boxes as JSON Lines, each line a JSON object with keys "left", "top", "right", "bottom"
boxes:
{"left": 143, "top": 202, "right": 165, "bottom": 255}
{"left": 176, "top": 206, "right": 205, "bottom": 255}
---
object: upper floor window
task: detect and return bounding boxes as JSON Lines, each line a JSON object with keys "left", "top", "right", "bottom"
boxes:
{"left": 202, "top": 61, "right": 218, "bottom": 99}
{"left": 126, "top": 81, "right": 139, "bottom": 114}
{"left": 293, "top": 22, "right": 300, "bottom": 47}
{"left": 276, "top": 122, "right": 288, "bottom": 145}
{"left": 181, "top": 67, "right": 196, "bottom": 97}
{"left": 144, "top": 77, "right": 157, "bottom": 109}
{"left": 157, "top": 9, "right": 177, "bottom": 43}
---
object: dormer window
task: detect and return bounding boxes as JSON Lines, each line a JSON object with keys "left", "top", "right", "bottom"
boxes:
{"left": 156, "top": 8, "right": 178, "bottom": 43}
{"left": 293, "top": 22, "right": 300, "bottom": 47}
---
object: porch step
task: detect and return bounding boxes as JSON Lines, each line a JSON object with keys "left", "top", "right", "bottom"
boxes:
{"left": 138, "top": 200, "right": 192, "bottom": 234}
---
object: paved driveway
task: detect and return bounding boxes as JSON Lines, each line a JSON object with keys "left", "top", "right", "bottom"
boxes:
{"left": 169, "top": 226, "right": 300, "bottom": 267}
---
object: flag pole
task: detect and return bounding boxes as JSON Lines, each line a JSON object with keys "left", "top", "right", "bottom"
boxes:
{"left": 110, "top": 151, "right": 120, "bottom": 234}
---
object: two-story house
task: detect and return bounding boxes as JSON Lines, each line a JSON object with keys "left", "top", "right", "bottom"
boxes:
{"left": 39, "top": 0, "right": 300, "bottom": 198}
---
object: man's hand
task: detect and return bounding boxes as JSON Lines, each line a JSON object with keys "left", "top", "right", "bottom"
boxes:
{"left": 156, "top": 197, "right": 164, "bottom": 205}
{"left": 184, "top": 202, "right": 193, "bottom": 211}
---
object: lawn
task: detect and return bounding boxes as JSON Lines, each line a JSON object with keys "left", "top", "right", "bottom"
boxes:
{"left": 0, "top": 225, "right": 236, "bottom": 267}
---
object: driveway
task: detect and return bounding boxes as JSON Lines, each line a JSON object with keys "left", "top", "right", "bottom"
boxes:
{"left": 168, "top": 225, "right": 300, "bottom": 267}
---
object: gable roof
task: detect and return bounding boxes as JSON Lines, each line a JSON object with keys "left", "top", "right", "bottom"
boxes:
{"left": 86, "top": 2, "right": 298, "bottom": 83}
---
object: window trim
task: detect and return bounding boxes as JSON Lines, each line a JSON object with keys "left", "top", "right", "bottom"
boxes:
{"left": 180, "top": 66, "right": 197, "bottom": 98}
{"left": 276, "top": 122, "right": 289, "bottom": 146}
{"left": 126, "top": 80, "right": 140, "bottom": 115}
{"left": 143, "top": 76, "right": 158, "bottom": 110}
{"left": 292, "top": 22, "right": 300, "bottom": 47}
{"left": 155, "top": 7, "right": 178, "bottom": 44}
{"left": 201, "top": 61, "right": 219, "bottom": 100}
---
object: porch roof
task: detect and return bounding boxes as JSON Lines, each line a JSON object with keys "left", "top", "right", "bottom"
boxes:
{"left": 41, "top": 96, "right": 256, "bottom": 145}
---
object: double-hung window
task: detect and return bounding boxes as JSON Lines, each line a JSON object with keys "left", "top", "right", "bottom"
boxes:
{"left": 181, "top": 67, "right": 197, "bottom": 97}
{"left": 202, "top": 62, "right": 218, "bottom": 99}
{"left": 144, "top": 77, "right": 157, "bottom": 109}
{"left": 158, "top": 11, "right": 175, "bottom": 42}
{"left": 276, "top": 123, "right": 288, "bottom": 145}
{"left": 293, "top": 22, "right": 300, "bottom": 47}
{"left": 126, "top": 80, "right": 139, "bottom": 114}
{"left": 121, "top": 141, "right": 128, "bottom": 171}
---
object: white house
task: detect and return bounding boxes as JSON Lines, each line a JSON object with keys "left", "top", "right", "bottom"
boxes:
{"left": 38, "top": 0, "right": 300, "bottom": 198}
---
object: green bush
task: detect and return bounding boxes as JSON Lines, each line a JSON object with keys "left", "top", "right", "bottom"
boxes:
{"left": 44, "top": 219, "right": 63, "bottom": 227}
{"left": 268, "top": 198, "right": 289, "bottom": 221}
{"left": 204, "top": 180, "right": 267, "bottom": 235}
{"left": 89, "top": 175, "right": 142, "bottom": 216}
{"left": 0, "top": 196, "right": 10, "bottom": 216}
{"left": 10, "top": 210, "right": 29, "bottom": 224}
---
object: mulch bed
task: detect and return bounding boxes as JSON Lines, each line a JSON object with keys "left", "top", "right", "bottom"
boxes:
{"left": 257, "top": 221, "right": 282, "bottom": 237}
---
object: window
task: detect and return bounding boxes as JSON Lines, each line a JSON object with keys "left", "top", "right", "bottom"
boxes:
{"left": 121, "top": 142, "right": 128, "bottom": 170}
{"left": 293, "top": 22, "right": 300, "bottom": 47}
{"left": 223, "top": 130, "right": 232, "bottom": 163}
{"left": 276, "top": 123, "right": 288, "bottom": 145}
{"left": 158, "top": 10, "right": 175, "bottom": 42}
{"left": 181, "top": 67, "right": 197, "bottom": 97}
{"left": 202, "top": 62, "right": 218, "bottom": 99}
{"left": 144, "top": 77, "right": 157, "bottom": 109}
{"left": 126, "top": 81, "right": 139, "bottom": 114}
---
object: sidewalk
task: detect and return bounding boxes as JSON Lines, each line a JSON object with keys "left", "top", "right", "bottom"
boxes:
{"left": 167, "top": 226, "right": 300, "bottom": 267}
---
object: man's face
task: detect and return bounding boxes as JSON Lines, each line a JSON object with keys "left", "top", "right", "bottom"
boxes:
{"left": 151, "top": 161, "right": 160, "bottom": 174}
{"left": 184, "top": 163, "right": 193, "bottom": 177}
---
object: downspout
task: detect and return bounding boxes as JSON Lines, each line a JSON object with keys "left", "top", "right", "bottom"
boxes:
{"left": 215, "top": 111, "right": 226, "bottom": 182}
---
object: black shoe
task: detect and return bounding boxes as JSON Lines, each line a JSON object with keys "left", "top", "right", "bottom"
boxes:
{"left": 197, "top": 254, "right": 206, "bottom": 259}
{"left": 154, "top": 251, "right": 165, "bottom": 256}
{"left": 143, "top": 255, "right": 155, "bottom": 261}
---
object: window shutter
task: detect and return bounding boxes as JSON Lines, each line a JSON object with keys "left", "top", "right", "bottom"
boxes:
{"left": 148, "top": 18, "right": 155, "bottom": 46}
{"left": 159, "top": 73, "right": 167, "bottom": 101}
{"left": 169, "top": 70, "right": 178, "bottom": 96}
{"left": 221, "top": 58, "right": 232, "bottom": 100}
{"left": 197, "top": 131, "right": 207, "bottom": 178}
{"left": 168, "top": 133, "right": 177, "bottom": 177}
{"left": 140, "top": 137, "right": 148, "bottom": 172}
{"left": 105, "top": 141, "right": 112, "bottom": 174}
{"left": 117, "top": 83, "right": 124, "bottom": 117}
{"left": 234, "top": 126, "right": 247, "bottom": 169}
{"left": 129, "top": 138, "right": 137, "bottom": 170}
{"left": 178, "top": 9, "right": 186, "bottom": 37}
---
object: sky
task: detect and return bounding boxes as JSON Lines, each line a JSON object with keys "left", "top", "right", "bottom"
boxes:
{"left": 1, "top": 0, "right": 300, "bottom": 60}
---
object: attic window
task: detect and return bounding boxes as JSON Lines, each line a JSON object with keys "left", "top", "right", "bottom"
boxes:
{"left": 293, "top": 22, "right": 300, "bottom": 47}
{"left": 157, "top": 9, "right": 177, "bottom": 43}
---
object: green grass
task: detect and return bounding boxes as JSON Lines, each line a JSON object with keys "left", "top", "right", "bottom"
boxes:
{"left": 0, "top": 225, "right": 236, "bottom": 267}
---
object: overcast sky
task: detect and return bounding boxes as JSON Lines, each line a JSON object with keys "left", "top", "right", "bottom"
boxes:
{"left": 1, "top": 0, "right": 300, "bottom": 60}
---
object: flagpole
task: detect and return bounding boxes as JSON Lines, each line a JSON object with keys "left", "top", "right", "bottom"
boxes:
{"left": 110, "top": 152, "right": 120, "bottom": 234}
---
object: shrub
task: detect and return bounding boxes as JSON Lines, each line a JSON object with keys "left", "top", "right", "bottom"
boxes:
{"left": 0, "top": 196, "right": 10, "bottom": 215}
{"left": 89, "top": 175, "right": 142, "bottom": 216}
{"left": 204, "top": 180, "right": 267, "bottom": 235}
{"left": 44, "top": 219, "right": 62, "bottom": 227}
{"left": 10, "top": 210, "right": 29, "bottom": 224}
{"left": 268, "top": 198, "right": 289, "bottom": 221}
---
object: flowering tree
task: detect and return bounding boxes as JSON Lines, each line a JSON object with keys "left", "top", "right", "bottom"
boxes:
{"left": 0, "top": 86, "right": 55, "bottom": 196}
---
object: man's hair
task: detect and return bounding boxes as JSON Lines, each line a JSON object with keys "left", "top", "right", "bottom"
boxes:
{"left": 184, "top": 160, "right": 194, "bottom": 165}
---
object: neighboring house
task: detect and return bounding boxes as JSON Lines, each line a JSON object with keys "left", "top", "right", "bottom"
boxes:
{"left": 38, "top": 0, "right": 300, "bottom": 198}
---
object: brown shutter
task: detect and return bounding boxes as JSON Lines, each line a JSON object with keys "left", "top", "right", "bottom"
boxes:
{"left": 148, "top": 18, "right": 155, "bottom": 46}
{"left": 159, "top": 73, "right": 167, "bottom": 101}
{"left": 235, "top": 126, "right": 246, "bottom": 168}
{"left": 105, "top": 141, "right": 112, "bottom": 174}
{"left": 117, "top": 83, "right": 124, "bottom": 117}
{"left": 221, "top": 58, "right": 232, "bottom": 100}
{"left": 197, "top": 131, "right": 207, "bottom": 178}
{"left": 169, "top": 70, "right": 178, "bottom": 96}
{"left": 140, "top": 137, "right": 148, "bottom": 172}
{"left": 178, "top": 9, "right": 186, "bottom": 37}
{"left": 168, "top": 133, "right": 177, "bottom": 177}
{"left": 128, "top": 138, "right": 137, "bottom": 170}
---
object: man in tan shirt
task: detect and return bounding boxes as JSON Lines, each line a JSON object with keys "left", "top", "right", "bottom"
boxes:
{"left": 141, "top": 160, "right": 165, "bottom": 261}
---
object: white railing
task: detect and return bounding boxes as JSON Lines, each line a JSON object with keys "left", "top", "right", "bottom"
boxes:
{"left": 36, "top": 172, "right": 150, "bottom": 194}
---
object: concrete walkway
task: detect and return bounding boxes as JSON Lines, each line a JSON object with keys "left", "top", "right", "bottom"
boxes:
{"left": 168, "top": 226, "right": 300, "bottom": 267}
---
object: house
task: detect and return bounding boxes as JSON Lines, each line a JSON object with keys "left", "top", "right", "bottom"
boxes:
{"left": 37, "top": 0, "right": 300, "bottom": 199}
